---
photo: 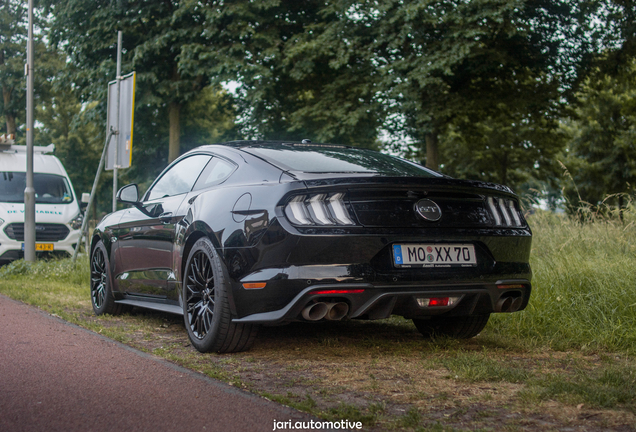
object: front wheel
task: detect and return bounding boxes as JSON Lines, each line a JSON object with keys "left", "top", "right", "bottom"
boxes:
{"left": 183, "top": 237, "right": 258, "bottom": 353}
{"left": 412, "top": 314, "right": 490, "bottom": 339}
{"left": 90, "top": 240, "right": 125, "bottom": 315}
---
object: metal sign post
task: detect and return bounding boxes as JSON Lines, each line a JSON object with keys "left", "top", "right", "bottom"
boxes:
{"left": 113, "top": 31, "right": 122, "bottom": 213}
{"left": 72, "top": 32, "right": 135, "bottom": 261}
{"left": 72, "top": 129, "right": 115, "bottom": 263}
{"left": 23, "top": 0, "right": 35, "bottom": 262}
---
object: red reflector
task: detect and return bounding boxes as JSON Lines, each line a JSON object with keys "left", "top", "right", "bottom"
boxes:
{"left": 243, "top": 282, "right": 267, "bottom": 289}
{"left": 310, "top": 289, "right": 365, "bottom": 295}
{"left": 497, "top": 284, "right": 525, "bottom": 290}
{"left": 428, "top": 297, "right": 449, "bottom": 307}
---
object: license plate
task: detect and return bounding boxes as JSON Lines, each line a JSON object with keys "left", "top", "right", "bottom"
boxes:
{"left": 393, "top": 244, "right": 477, "bottom": 268}
{"left": 22, "top": 243, "right": 54, "bottom": 252}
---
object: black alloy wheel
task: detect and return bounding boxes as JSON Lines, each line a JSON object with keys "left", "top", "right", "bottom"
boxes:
{"left": 91, "top": 247, "right": 107, "bottom": 309}
{"left": 183, "top": 237, "right": 258, "bottom": 353}
{"left": 90, "top": 240, "right": 124, "bottom": 315}
{"left": 185, "top": 249, "right": 215, "bottom": 340}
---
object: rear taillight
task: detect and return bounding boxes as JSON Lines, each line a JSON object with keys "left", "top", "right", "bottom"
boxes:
{"left": 285, "top": 193, "right": 356, "bottom": 226}
{"left": 487, "top": 196, "right": 524, "bottom": 227}
{"left": 310, "top": 289, "right": 365, "bottom": 295}
{"left": 416, "top": 296, "right": 461, "bottom": 308}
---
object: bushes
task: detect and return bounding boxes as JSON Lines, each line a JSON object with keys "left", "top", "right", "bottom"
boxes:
{"left": 490, "top": 209, "right": 636, "bottom": 353}
{"left": 0, "top": 256, "right": 89, "bottom": 286}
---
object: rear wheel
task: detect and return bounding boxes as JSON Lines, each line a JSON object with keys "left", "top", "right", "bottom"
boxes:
{"left": 183, "top": 237, "right": 258, "bottom": 353}
{"left": 412, "top": 314, "right": 490, "bottom": 339}
{"left": 90, "top": 240, "right": 124, "bottom": 315}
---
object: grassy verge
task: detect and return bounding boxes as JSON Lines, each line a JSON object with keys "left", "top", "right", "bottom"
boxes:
{"left": 1, "top": 211, "right": 636, "bottom": 431}
{"left": 490, "top": 210, "right": 636, "bottom": 354}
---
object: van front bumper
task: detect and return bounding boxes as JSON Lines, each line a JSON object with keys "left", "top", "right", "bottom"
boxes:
{"left": 0, "top": 227, "right": 82, "bottom": 263}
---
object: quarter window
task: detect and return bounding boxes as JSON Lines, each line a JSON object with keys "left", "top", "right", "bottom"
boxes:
{"left": 193, "top": 157, "right": 236, "bottom": 191}
{"left": 146, "top": 155, "right": 211, "bottom": 201}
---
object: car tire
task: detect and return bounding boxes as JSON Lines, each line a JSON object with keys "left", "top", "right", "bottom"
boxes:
{"left": 90, "top": 240, "right": 125, "bottom": 315}
{"left": 183, "top": 237, "right": 258, "bottom": 353}
{"left": 412, "top": 314, "right": 490, "bottom": 339}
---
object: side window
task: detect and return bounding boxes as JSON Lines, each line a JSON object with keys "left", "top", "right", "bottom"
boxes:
{"left": 146, "top": 155, "right": 211, "bottom": 201}
{"left": 192, "top": 157, "right": 236, "bottom": 191}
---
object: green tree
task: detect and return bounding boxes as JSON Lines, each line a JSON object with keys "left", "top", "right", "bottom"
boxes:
{"left": 181, "top": 0, "right": 382, "bottom": 147}
{"left": 441, "top": 107, "right": 566, "bottom": 192}
{"left": 47, "top": 0, "right": 217, "bottom": 162}
{"left": 2, "top": 1, "right": 78, "bottom": 146}
{"left": 1, "top": 0, "right": 27, "bottom": 137}
{"left": 596, "top": 0, "right": 636, "bottom": 72}
{"left": 194, "top": 0, "right": 595, "bottom": 180}
{"left": 181, "top": 85, "right": 239, "bottom": 151}
{"left": 365, "top": 0, "right": 594, "bottom": 172}
{"left": 40, "top": 0, "right": 239, "bottom": 216}
{"left": 121, "top": 85, "right": 239, "bottom": 196}
{"left": 563, "top": 59, "right": 636, "bottom": 214}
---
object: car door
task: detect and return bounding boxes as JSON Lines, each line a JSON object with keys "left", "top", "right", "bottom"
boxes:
{"left": 113, "top": 154, "right": 212, "bottom": 299}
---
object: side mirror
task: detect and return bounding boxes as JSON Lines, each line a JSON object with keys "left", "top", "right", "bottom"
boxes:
{"left": 80, "top": 192, "right": 90, "bottom": 210}
{"left": 117, "top": 184, "right": 139, "bottom": 204}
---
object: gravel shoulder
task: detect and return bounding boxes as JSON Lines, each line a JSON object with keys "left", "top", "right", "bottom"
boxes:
{"left": 74, "top": 305, "right": 636, "bottom": 432}
{"left": 2, "top": 291, "right": 635, "bottom": 432}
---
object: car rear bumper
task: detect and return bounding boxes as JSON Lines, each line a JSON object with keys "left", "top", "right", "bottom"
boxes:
{"left": 232, "top": 278, "right": 531, "bottom": 324}
{"left": 226, "top": 223, "right": 532, "bottom": 322}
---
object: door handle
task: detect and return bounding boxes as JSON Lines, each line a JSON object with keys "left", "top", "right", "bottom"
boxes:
{"left": 159, "top": 212, "right": 173, "bottom": 224}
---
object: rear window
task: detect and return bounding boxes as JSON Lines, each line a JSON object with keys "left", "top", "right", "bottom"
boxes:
{"left": 0, "top": 172, "right": 74, "bottom": 204}
{"left": 244, "top": 144, "right": 439, "bottom": 177}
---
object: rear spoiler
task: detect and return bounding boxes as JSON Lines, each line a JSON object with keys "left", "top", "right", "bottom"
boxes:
{"left": 0, "top": 143, "right": 55, "bottom": 154}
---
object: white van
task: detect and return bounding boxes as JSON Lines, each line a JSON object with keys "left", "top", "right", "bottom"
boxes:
{"left": 0, "top": 143, "right": 83, "bottom": 264}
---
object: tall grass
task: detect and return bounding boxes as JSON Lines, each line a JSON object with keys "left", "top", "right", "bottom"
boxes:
{"left": 0, "top": 256, "right": 89, "bottom": 285}
{"left": 0, "top": 257, "right": 89, "bottom": 312}
{"left": 490, "top": 209, "right": 636, "bottom": 353}
{"left": 2, "top": 207, "right": 636, "bottom": 355}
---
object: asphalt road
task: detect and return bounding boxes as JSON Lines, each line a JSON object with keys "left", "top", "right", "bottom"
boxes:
{"left": 0, "top": 294, "right": 314, "bottom": 432}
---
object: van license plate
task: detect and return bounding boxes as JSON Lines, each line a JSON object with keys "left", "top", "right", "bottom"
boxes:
{"left": 22, "top": 243, "right": 54, "bottom": 252}
{"left": 393, "top": 244, "right": 477, "bottom": 268}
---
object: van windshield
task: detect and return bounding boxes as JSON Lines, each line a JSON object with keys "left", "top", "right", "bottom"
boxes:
{"left": 0, "top": 172, "right": 74, "bottom": 204}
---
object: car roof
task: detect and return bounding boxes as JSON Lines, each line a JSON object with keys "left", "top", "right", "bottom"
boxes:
{"left": 200, "top": 140, "right": 353, "bottom": 150}
{"left": 0, "top": 151, "right": 67, "bottom": 176}
{"left": 186, "top": 140, "right": 446, "bottom": 182}
{"left": 187, "top": 140, "right": 359, "bottom": 169}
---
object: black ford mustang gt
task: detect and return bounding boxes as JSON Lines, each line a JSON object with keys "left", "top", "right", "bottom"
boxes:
{"left": 90, "top": 141, "right": 532, "bottom": 353}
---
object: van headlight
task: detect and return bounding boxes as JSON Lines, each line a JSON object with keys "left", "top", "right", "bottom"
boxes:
{"left": 70, "top": 214, "right": 83, "bottom": 230}
{"left": 0, "top": 217, "right": 4, "bottom": 228}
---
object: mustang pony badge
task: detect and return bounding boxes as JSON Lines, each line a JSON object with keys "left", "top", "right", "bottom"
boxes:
{"left": 414, "top": 199, "right": 442, "bottom": 221}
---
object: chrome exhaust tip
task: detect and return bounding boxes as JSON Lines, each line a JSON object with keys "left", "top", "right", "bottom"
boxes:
{"left": 495, "top": 297, "right": 513, "bottom": 313}
{"left": 496, "top": 296, "right": 523, "bottom": 313}
{"left": 510, "top": 296, "right": 523, "bottom": 312}
{"left": 301, "top": 302, "right": 328, "bottom": 321}
{"left": 324, "top": 302, "right": 349, "bottom": 321}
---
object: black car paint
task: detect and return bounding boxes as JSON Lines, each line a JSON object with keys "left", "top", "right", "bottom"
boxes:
{"left": 92, "top": 143, "right": 532, "bottom": 325}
